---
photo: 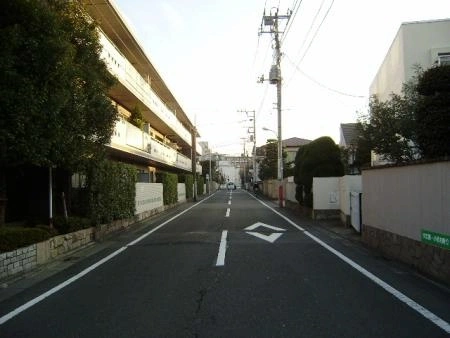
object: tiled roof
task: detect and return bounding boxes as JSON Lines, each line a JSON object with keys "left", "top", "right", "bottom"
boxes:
{"left": 282, "top": 137, "right": 311, "bottom": 147}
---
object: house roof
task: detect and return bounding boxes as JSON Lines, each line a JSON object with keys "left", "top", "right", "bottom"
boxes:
{"left": 282, "top": 137, "right": 311, "bottom": 148}
{"left": 340, "top": 123, "right": 359, "bottom": 147}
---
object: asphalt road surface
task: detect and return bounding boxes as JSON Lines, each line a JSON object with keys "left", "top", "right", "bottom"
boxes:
{"left": 1, "top": 189, "right": 449, "bottom": 337}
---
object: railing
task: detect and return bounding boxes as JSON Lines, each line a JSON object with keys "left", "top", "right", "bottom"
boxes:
{"left": 98, "top": 32, "right": 192, "bottom": 146}
{"left": 110, "top": 118, "right": 194, "bottom": 171}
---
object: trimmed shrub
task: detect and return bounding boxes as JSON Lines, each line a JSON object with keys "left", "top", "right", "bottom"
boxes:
{"left": 53, "top": 216, "right": 92, "bottom": 234}
{"left": 0, "top": 227, "right": 53, "bottom": 252}
{"left": 84, "top": 160, "right": 137, "bottom": 225}
{"left": 180, "top": 174, "right": 194, "bottom": 199}
{"left": 157, "top": 172, "right": 178, "bottom": 205}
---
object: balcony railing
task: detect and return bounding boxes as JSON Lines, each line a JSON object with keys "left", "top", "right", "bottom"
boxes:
{"left": 99, "top": 32, "right": 192, "bottom": 146}
{"left": 110, "top": 118, "right": 194, "bottom": 172}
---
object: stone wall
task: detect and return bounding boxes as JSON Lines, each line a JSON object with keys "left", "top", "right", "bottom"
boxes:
{"left": 0, "top": 228, "right": 95, "bottom": 281}
{"left": 363, "top": 224, "right": 450, "bottom": 285}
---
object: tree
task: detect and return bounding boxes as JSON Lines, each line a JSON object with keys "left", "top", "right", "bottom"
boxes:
{"left": 415, "top": 65, "right": 450, "bottom": 158}
{"left": 258, "top": 140, "right": 278, "bottom": 180}
{"left": 0, "top": 0, "right": 117, "bottom": 223}
{"left": 258, "top": 139, "right": 288, "bottom": 181}
{"left": 359, "top": 65, "right": 450, "bottom": 162}
{"left": 294, "top": 137, "right": 344, "bottom": 206}
{"left": 0, "top": 0, "right": 117, "bottom": 169}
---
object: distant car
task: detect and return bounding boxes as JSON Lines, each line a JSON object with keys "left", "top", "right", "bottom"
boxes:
{"left": 226, "top": 182, "right": 236, "bottom": 190}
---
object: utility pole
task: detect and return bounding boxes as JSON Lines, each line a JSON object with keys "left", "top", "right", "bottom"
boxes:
{"left": 240, "top": 137, "right": 247, "bottom": 189}
{"left": 259, "top": 8, "right": 291, "bottom": 207}
{"left": 191, "top": 125, "right": 197, "bottom": 201}
{"left": 238, "top": 109, "right": 256, "bottom": 186}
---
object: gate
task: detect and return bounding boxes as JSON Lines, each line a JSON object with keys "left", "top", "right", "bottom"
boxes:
{"left": 350, "top": 192, "right": 362, "bottom": 233}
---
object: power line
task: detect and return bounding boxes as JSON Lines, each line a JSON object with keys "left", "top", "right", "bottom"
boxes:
{"left": 281, "top": 0, "right": 303, "bottom": 46}
{"left": 291, "top": 0, "right": 326, "bottom": 61}
{"left": 297, "top": 0, "right": 335, "bottom": 65}
{"left": 285, "top": 54, "right": 366, "bottom": 98}
{"left": 286, "top": 0, "right": 335, "bottom": 87}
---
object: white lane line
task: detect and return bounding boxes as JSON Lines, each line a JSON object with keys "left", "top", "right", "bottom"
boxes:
{"left": 216, "top": 230, "right": 228, "bottom": 266}
{"left": 228, "top": 200, "right": 231, "bottom": 205}
{"left": 0, "top": 194, "right": 215, "bottom": 326}
{"left": 246, "top": 191, "right": 450, "bottom": 334}
{"left": 225, "top": 208, "right": 231, "bottom": 217}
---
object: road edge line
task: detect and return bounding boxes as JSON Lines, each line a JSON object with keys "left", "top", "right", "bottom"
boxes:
{"left": 246, "top": 191, "right": 450, "bottom": 334}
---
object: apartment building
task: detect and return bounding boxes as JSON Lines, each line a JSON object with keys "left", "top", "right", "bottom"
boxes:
{"left": 81, "top": 0, "right": 201, "bottom": 181}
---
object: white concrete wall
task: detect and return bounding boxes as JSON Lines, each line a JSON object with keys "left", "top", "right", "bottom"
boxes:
{"left": 177, "top": 183, "right": 186, "bottom": 203}
{"left": 313, "top": 177, "right": 340, "bottom": 210}
{"left": 339, "top": 175, "right": 362, "bottom": 216}
{"left": 362, "top": 161, "right": 450, "bottom": 241}
{"left": 285, "top": 177, "right": 296, "bottom": 202}
{"left": 135, "top": 183, "right": 163, "bottom": 215}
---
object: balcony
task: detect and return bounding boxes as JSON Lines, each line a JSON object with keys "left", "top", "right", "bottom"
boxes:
{"left": 110, "top": 118, "right": 196, "bottom": 172}
{"left": 99, "top": 32, "right": 192, "bottom": 147}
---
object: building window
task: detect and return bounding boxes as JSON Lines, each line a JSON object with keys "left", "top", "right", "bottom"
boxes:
{"left": 437, "top": 52, "right": 450, "bottom": 66}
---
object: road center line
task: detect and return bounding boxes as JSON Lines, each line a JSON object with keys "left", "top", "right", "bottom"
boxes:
{"left": 225, "top": 208, "right": 230, "bottom": 217}
{"left": 228, "top": 200, "right": 231, "bottom": 205}
{"left": 246, "top": 191, "right": 450, "bottom": 334}
{"left": 0, "top": 194, "right": 216, "bottom": 326}
{"left": 216, "top": 230, "right": 228, "bottom": 266}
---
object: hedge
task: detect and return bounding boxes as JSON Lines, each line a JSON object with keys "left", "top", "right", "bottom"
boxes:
{"left": 0, "top": 227, "right": 54, "bottom": 252}
{"left": 197, "top": 175, "right": 204, "bottom": 195}
{"left": 157, "top": 172, "right": 178, "bottom": 205}
{"left": 85, "top": 160, "right": 137, "bottom": 225}
{"left": 180, "top": 174, "right": 194, "bottom": 199}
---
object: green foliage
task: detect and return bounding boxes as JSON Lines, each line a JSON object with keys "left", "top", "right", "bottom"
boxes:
{"left": 157, "top": 172, "right": 178, "bottom": 205}
{"left": 294, "top": 137, "right": 344, "bottom": 207}
{"left": 360, "top": 92, "right": 419, "bottom": 163}
{"left": 359, "top": 65, "right": 450, "bottom": 162}
{"left": 85, "top": 160, "right": 136, "bottom": 225}
{"left": 0, "top": 226, "right": 53, "bottom": 252}
{"left": 201, "top": 159, "right": 216, "bottom": 178}
{"left": 258, "top": 140, "right": 287, "bottom": 180}
{"left": 0, "top": 0, "right": 117, "bottom": 171}
{"left": 129, "top": 106, "right": 144, "bottom": 129}
{"left": 180, "top": 174, "right": 194, "bottom": 199}
{"left": 415, "top": 65, "right": 450, "bottom": 158}
{"left": 259, "top": 140, "right": 277, "bottom": 180}
{"left": 53, "top": 216, "right": 92, "bottom": 234}
{"left": 197, "top": 175, "right": 204, "bottom": 195}
{"left": 417, "top": 65, "right": 450, "bottom": 95}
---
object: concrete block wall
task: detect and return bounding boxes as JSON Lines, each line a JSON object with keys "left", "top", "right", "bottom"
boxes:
{"left": 0, "top": 244, "right": 37, "bottom": 280}
{"left": 177, "top": 183, "right": 186, "bottom": 202}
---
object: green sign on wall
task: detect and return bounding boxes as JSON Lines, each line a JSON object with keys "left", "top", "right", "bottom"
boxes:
{"left": 421, "top": 229, "right": 450, "bottom": 250}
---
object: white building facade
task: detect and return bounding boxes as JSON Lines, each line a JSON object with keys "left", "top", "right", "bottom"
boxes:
{"left": 370, "top": 19, "right": 450, "bottom": 101}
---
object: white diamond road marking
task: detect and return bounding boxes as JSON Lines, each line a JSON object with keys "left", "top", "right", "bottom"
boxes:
{"left": 244, "top": 222, "right": 286, "bottom": 243}
{"left": 244, "top": 222, "right": 285, "bottom": 232}
{"left": 246, "top": 231, "right": 284, "bottom": 243}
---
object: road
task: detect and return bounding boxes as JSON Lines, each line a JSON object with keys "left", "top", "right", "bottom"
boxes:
{"left": 0, "top": 189, "right": 449, "bottom": 337}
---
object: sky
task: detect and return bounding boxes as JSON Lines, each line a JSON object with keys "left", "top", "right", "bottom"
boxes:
{"left": 114, "top": 0, "right": 450, "bottom": 156}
